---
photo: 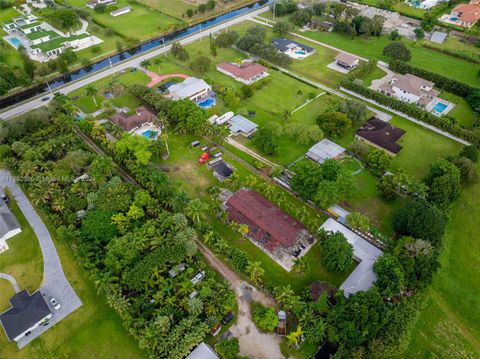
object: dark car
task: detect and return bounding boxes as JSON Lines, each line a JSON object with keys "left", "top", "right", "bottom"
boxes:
{"left": 41, "top": 96, "right": 50, "bottom": 102}
{"left": 0, "top": 193, "right": 8, "bottom": 204}
{"left": 222, "top": 311, "right": 234, "bottom": 325}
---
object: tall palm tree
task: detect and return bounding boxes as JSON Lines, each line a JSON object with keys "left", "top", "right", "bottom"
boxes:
{"left": 293, "top": 256, "right": 308, "bottom": 275}
{"left": 187, "top": 297, "right": 204, "bottom": 316}
{"left": 246, "top": 261, "right": 264, "bottom": 286}
{"left": 275, "top": 285, "right": 294, "bottom": 306}
{"left": 185, "top": 199, "right": 208, "bottom": 223}
{"left": 140, "top": 59, "right": 151, "bottom": 69}
{"left": 153, "top": 58, "right": 162, "bottom": 72}
{"left": 85, "top": 85, "right": 98, "bottom": 107}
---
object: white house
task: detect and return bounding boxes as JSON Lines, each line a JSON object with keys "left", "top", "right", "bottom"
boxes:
{"left": 110, "top": 6, "right": 132, "bottom": 16}
{"left": 227, "top": 115, "right": 258, "bottom": 138}
{"left": 168, "top": 77, "right": 212, "bottom": 101}
{"left": 85, "top": 0, "right": 117, "bottom": 9}
{"left": 0, "top": 290, "right": 53, "bottom": 342}
{"left": 378, "top": 73, "right": 438, "bottom": 108}
{"left": 0, "top": 198, "right": 21, "bottom": 253}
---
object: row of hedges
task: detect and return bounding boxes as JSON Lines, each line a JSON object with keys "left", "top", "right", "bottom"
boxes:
{"left": 341, "top": 80, "right": 480, "bottom": 146}
{"left": 421, "top": 43, "right": 480, "bottom": 64}
{"left": 389, "top": 60, "right": 477, "bottom": 98}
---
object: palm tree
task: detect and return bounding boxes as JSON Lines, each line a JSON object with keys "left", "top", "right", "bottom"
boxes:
{"left": 203, "top": 230, "right": 215, "bottom": 245}
{"left": 187, "top": 297, "right": 204, "bottom": 316}
{"left": 85, "top": 85, "right": 98, "bottom": 108}
{"left": 264, "top": 184, "right": 275, "bottom": 200}
{"left": 153, "top": 58, "right": 162, "bottom": 72}
{"left": 244, "top": 175, "right": 258, "bottom": 189}
{"left": 102, "top": 101, "right": 114, "bottom": 115}
{"left": 246, "top": 261, "right": 264, "bottom": 286}
{"left": 185, "top": 199, "right": 208, "bottom": 223}
{"left": 293, "top": 257, "right": 308, "bottom": 275}
{"left": 275, "top": 285, "right": 294, "bottom": 306}
{"left": 140, "top": 59, "right": 151, "bottom": 69}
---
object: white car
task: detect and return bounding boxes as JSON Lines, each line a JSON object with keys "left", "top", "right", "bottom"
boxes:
{"left": 50, "top": 298, "right": 61, "bottom": 310}
{"left": 190, "top": 271, "right": 206, "bottom": 285}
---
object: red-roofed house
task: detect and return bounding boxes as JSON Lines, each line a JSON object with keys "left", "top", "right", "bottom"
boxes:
{"left": 216, "top": 61, "right": 268, "bottom": 85}
{"left": 441, "top": 1, "right": 480, "bottom": 28}
{"left": 225, "top": 189, "right": 309, "bottom": 252}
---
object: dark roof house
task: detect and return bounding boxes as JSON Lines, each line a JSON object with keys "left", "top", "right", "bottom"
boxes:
{"left": 110, "top": 106, "right": 157, "bottom": 132}
{"left": 0, "top": 290, "right": 52, "bottom": 342}
{"left": 208, "top": 158, "right": 233, "bottom": 181}
{"left": 355, "top": 118, "right": 406, "bottom": 155}
{"left": 272, "top": 38, "right": 315, "bottom": 53}
{"left": 0, "top": 198, "right": 21, "bottom": 253}
{"left": 225, "top": 189, "right": 309, "bottom": 252}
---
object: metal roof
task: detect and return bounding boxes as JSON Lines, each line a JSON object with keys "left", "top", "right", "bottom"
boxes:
{"left": 320, "top": 218, "right": 383, "bottom": 297}
{"left": 228, "top": 115, "right": 258, "bottom": 135}
{"left": 186, "top": 342, "right": 219, "bottom": 359}
{"left": 168, "top": 77, "right": 211, "bottom": 100}
{"left": 306, "top": 138, "right": 345, "bottom": 164}
{"left": 430, "top": 31, "right": 447, "bottom": 44}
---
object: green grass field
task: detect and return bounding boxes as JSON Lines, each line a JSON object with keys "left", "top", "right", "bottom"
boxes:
{"left": 404, "top": 162, "right": 480, "bottom": 358}
{"left": 0, "top": 191, "right": 43, "bottom": 294}
{"left": 0, "top": 196, "right": 146, "bottom": 358}
{"left": 439, "top": 92, "right": 476, "bottom": 128}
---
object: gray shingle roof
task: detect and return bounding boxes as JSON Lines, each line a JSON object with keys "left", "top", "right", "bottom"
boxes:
{"left": 0, "top": 199, "right": 20, "bottom": 239}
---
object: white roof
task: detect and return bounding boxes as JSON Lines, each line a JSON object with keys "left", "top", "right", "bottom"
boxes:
{"left": 186, "top": 342, "right": 219, "bottom": 359}
{"left": 430, "top": 31, "right": 447, "bottom": 44}
{"left": 228, "top": 115, "right": 258, "bottom": 134}
{"left": 320, "top": 218, "right": 383, "bottom": 297}
{"left": 306, "top": 138, "right": 345, "bottom": 164}
{"left": 168, "top": 77, "right": 211, "bottom": 100}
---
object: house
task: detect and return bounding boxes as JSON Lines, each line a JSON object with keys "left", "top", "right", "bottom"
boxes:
{"left": 110, "top": 106, "right": 157, "bottom": 133}
{"left": 0, "top": 290, "right": 53, "bottom": 342}
{"left": 378, "top": 73, "right": 438, "bottom": 108}
{"left": 225, "top": 189, "right": 310, "bottom": 253}
{"left": 186, "top": 342, "right": 219, "bottom": 359}
{"left": 168, "top": 77, "right": 212, "bottom": 101}
{"left": 208, "top": 158, "right": 233, "bottom": 181}
{"left": 308, "top": 20, "right": 334, "bottom": 32}
{"left": 110, "top": 6, "right": 132, "bottom": 16}
{"left": 320, "top": 218, "right": 383, "bottom": 297}
{"left": 355, "top": 117, "right": 406, "bottom": 156}
{"left": 85, "top": 0, "right": 117, "bottom": 9}
{"left": 335, "top": 52, "right": 359, "bottom": 71}
{"left": 3, "top": 15, "right": 42, "bottom": 34}
{"left": 440, "top": 1, "right": 480, "bottom": 28}
{"left": 306, "top": 138, "right": 346, "bottom": 164}
{"left": 216, "top": 61, "right": 268, "bottom": 85}
{"left": 272, "top": 38, "right": 315, "bottom": 59}
{"left": 0, "top": 198, "right": 21, "bottom": 253}
{"left": 227, "top": 115, "right": 258, "bottom": 137}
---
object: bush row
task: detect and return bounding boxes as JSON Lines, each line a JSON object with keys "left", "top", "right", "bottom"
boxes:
{"left": 421, "top": 43, "right": 480, "bottom": 64}
{"left": 341, "top": 80, "right": 480, "bottom": 146}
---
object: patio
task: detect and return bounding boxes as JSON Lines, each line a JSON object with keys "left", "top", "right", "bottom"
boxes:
{"left": 425, "top": 98, "right": 455, "bottom": 117}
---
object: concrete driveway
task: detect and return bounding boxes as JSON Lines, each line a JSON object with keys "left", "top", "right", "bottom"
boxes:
{"left": 0, "top": 170, "right": 82, "bottom": 348}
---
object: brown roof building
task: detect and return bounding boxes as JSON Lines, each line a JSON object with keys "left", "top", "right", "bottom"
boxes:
{"left": 216, "top": 61, "right": 268, "bottom": 85}
{"left": 110, "top": 106, "right": 157, "bottom": 132}
{"left": 451, "top": 2, "right": 480, "bottom": 27}
{"left": 355, "top": 117, "right": 406, "bottom": 156}
{"left": 225, "top": 189, "right": 308, "bottom": 252}
{"left": 335, "top": 52, "right": 359, "bottom": 70}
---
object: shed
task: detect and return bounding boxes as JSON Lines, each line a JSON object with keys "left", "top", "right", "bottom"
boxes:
{"left": 227, "top": 115, "right": 258, "bottom": 137}
{"left": 306, "top": 139, "right": 346, "bottom": 164}
{"left": 430, "top": 31, "right": 447, "bottom": 44}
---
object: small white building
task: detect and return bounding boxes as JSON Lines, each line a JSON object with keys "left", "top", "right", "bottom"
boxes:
{"left": 85, "top": 0, "right": 117, "bottom": 9}
{"left": 186, "top": 342, "right": 219, "bottom": 359}
{"left": 306, "top": 139, "right": 346, "bottom": 164}
{"left": 168, "top": 77, "right": 212, "bottom": 101}
{"left": 0, "top": 198, "right": 21, "bottom": 253}
{"left": 227, "top": 115, "right": 258, "bottom": 138}
{"left": 110, "top": 6, "right": 132, "bottom": 16}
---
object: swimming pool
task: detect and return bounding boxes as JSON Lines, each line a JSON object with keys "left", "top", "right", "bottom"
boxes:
{"left": 197, "top": 98, "right": 216, "bottom": 109}
{"left": 7, "top": 37, "right": 22, "bottom": 49}
{"left": 142, "top": 130, "right": 159, "bottom": 139}
{"left": 433, "top": 102, "right": 447, "bottom": 113}
{"left": 450, "top": 17, "right": 458, "bottom": 21}
{"left": 295, "top": 51, "right": 306, "bottom": 55}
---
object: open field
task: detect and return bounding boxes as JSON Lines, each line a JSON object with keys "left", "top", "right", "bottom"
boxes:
{"left": 404, "top": 162, "right": 480, "bottom": 358}
{"left": 0, "top": 191, "right": 43, "bottom": 294}
{"left": 0, "top": 191, "right": 146, "bottom": 358}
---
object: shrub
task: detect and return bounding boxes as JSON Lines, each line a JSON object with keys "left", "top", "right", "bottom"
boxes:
{"left": 460, "top": 145, "right": 479, "bottom": 162}
{"left": 383, "top": 42, "right": 411, "bottom": 62}
{"left": 252, "top": 303, "right": 279, "bottom": 332}
{"left": 319, "top": 230, "right": 353, "bottom": 272}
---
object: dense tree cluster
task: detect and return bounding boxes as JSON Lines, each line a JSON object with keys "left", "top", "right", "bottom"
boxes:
{"left": 318, "top": 230, "right": 353, "bottom": 272}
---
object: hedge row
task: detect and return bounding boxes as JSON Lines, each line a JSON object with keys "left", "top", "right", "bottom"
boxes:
{"left": 421, "top": 43, "right": 480, "bottom": 64}
{"left": 341, "top": 80, "right": 480, "bottom": 146}
{"left": 388, "top": 60, "right": 477, "bottom": 98}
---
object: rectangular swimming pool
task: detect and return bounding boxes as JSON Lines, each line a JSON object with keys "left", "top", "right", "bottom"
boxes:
{"left": 433, "top": 102, "right": 447, "bottom": 113}
{"left": 7, "top": 37, "right": 22, "bottom": 49}
{"left": 141, "top": 130, "right": 158, "bottom": 139}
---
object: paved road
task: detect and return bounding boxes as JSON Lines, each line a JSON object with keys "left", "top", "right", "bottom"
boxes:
{"left": 0, "top": 6, "right": 269, "bottom": 120}
{"left": 0, "top": 273, "right": 20, "bottom": 293}
{"left": 0, "top": 170, "right": 82, "bottom": 348}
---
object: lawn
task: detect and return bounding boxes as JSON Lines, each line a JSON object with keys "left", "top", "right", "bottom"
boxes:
{"left": 0, "top": 190, "right": 43, "bottom": 294}
{"left": 404, "top": 162, "right": 480, "bottom": 358}
{"left": 361, "top": 66, "right": 386, "bottom": 87}
{"left": 390, "top": 116, "right": 463, "bottom": 179}
{"left": 66, "top": 0, "right": 184, "bottom": 41}
{"left": 439, "top": 92, "right": 476, "bottom": 128}
{"left": 0, "top": 279, "right": 16, "bottom": 313}
{"left": 0, "top": 193, "right": 146, "bottom": 359}
{"left": 69, "top": 69, "right": 149, "bottom": 113}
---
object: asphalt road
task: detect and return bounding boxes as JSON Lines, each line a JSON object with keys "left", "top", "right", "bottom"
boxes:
{"left": 0, "top": 6, "right": 269, "bottom": 121}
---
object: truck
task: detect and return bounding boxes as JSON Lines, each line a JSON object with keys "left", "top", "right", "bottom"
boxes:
{"left": 277, "top": 310, "right": 286, "bottom": 336}
{"left": 198, "top": 152, "right": 209, "bottom": 164}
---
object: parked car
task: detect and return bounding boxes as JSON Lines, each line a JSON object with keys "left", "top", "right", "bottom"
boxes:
{"left": 41, "top": 96, "right": 50, "bottom": 102}
{"left": 0, "top": 193, "right": 8, "bottom": 204}
{"left": 190, "top": 270, "right": 206, "bottom": 284}
{"left": 50, "top": 298, "right": 61, "bottom": 310}
{"left": 222, "top": 311, "right": 234, "bottom": 325}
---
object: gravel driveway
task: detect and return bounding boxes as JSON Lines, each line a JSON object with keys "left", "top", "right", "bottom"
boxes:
{"left": 0, "top": 170, "right": 82, "bottom": 348}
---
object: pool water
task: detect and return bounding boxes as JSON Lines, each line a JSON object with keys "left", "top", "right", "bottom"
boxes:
{"left": 198, "top": 98, "right": 216, "bottom": 109}
{"left": 142, "top": 130, "right": 158, "bottom": 139}
{"left": 433, "top": 102, "right": 447, "bottom": 113}
{"left": 295, "top": 51, "right": 306, "bottom": 55}
{"left": 8, "top": 37, "right": 22, "bottom": 49}
{"left": 450, "top": 17, "right": 458, "bottom": 21}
